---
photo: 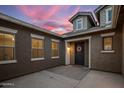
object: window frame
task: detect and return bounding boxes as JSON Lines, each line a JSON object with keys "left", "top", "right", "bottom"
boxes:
{"left": 105, "top": 7, "right": 112, "bottom": 24}
{"left": 101, "top": 32, "right": 115, "bottom": 53}
{"left": 0, "top": 26, "right": 17, "bottom": 64}
{"left": 75, "top": 18, "right": 83, "bottom": 30}
{"left": 31, "top": 34, "right": 45, "bottom": 61}
{"left": 102, "top": 36, "right": 113, "bottom": 51}
{"left": 51, "top": 39, "right": 60, "bottom": 59}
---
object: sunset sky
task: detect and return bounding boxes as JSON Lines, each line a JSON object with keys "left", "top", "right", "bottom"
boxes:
{"left": 0, "top": 5, "right": 99, "bottom": 34}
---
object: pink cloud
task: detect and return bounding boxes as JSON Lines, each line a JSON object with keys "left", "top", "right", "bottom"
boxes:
{"left": 42, "top": 25, "right": 56, "bottom": 31}
{"left": 17, "top": 5, "right": 70, "bottom": 20}
{"left": 16, "top": 5, "right": 80, "bottom": 34}
{"left": 42, "top": 19, "right": 73, "bottom": 32}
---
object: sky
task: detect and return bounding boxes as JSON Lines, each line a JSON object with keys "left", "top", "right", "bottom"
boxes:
{"left": 0, "top": 5, "right": 99, "bottom": 35}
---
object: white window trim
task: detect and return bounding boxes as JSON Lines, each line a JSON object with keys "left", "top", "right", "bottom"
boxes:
{"left": 0, "top": 26, "right": 18, "bottom": 34}
{"left": 31, "top": 34, "right": 45, "bottom": 61}
{"left": 0, "top": 60, "right": 17, "bottom": 65}
{"left": 75, "top": 18, "right": 83, "bottom": 30}
{"left": 51, "top": 39, "right": 60, "bottom": 59}
{"left": 101, "top": 32, "right": 115, "bottom": 37}
{"left": 101, "top": 50, "right": 115, "bottom": 53}
{"left": 31, "top": 34, "right": 44, "bottom": 39}
{"left": 0, "top": 32, "right": 17, "bottom": 64}
{"left": 51, "top": 56, "right": 60, "bottom": 59}
{"left": 101, "top": 32, "right": 115, "bottom": 53}
{"left": 51, "top": 39, "right": 59, "bottom": 42}
{"left": 105, "top": 7, "right": 112, "bottom": 24}
{"left": 31, "top": 58, "right": 45, "bottom": 61}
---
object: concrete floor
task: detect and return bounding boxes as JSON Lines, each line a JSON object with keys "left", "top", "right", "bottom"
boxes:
{"left": 47, "top": 65, "right": 89, "bottom": 80}
{"left": 1, "top": 65, "right": 124, "bottom": 88}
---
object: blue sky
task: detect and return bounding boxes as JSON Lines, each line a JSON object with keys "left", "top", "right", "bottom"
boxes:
{"left": 0, "top": 5, "right": 99, "bottom": 34}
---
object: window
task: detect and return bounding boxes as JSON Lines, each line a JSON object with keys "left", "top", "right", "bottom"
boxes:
{"left": 0, "top": 32, "right": 15, "bottom": 61}
{"left": 106, "top": 8, "right": 112, "bottom": 24}
{"left": 51, "top": 39, "right": 59, "bottom": 58}
{"left": 76, "top": 18, "right": 83, "bottom": 30}
{"left": 31, "top": 34, "right": 44, "bottom": 61}
{"left": 103, "top": 37, "right": 113, "bottom": 51}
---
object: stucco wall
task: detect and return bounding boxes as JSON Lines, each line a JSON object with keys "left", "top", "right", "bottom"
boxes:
{"left": 65, "top": 27, "right": 122, "bottom": 73}
{"left": 122, "top": 24, "right": 124, "bottom": 76}
{"left": 91, "top": 28, "right": 122, "bottom": 73}
{"left": 87, "top": 17, "right": 92, "bottom": 29}
{"left": 117, "top": 6, "right": 124, "bottom": 76}
{"left": 0, "top": 19, "right": 65, "bottom": 81}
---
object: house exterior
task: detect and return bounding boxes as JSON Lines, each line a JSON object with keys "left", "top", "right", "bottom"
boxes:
{"left": 0, "top": 5, "right": 124, "bottom": 81}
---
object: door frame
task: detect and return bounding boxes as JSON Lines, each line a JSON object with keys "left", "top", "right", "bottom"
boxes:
{"left": 75, "top": 41, "right": 85, "bottom": 65}
{"left": 65, "top": 36, "right": 91, "bottom": 69}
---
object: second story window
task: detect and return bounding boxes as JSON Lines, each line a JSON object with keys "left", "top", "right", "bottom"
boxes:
{"left": 105, "top": 7, "right": 112, "bottom": 24}
{"left": 76, "top": 18, "right": 83, "bottom": 30}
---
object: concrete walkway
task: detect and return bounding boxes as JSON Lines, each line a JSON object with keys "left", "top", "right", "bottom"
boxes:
{"left": 1, "top": 65, "right": 124, "bottom": 88}
{"left": 77, "top": 70, "right": 124, "bottom": 88}
{"left": 47, "top": 65, "right": 89, "bottom": 80}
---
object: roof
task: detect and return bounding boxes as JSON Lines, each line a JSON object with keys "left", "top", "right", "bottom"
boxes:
{"left": 0, "top": 13, "right": 62, "bottom": 37}
{"left": 94, "top": 5, "right": 105, "bottom": 13}
{"left": 62, "top": 26, "right": 113, "bottom": 38}
{"left": 69, "top": 12, "right": 97, "bottom": 26}
{"left": 63, "top": 5, "right": 121, "bottom": 38}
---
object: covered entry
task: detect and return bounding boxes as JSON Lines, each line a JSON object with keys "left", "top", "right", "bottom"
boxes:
{"left": 65, "top": 37, "right": 91, "bottom": 68}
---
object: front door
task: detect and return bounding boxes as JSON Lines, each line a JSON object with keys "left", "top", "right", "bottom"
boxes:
{"left": 75, "top": 42, "right": 84, "bottom": 65}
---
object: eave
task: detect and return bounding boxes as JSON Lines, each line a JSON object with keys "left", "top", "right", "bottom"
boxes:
{"left": 0, "top": 13, "right": 62, "bottom": 38}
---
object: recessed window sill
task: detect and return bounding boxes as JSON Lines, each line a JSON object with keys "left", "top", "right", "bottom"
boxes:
{"left": 101, "top": 50, "right": 115, "bottom": 53}
{"left": 106, "top": 21, "right": 112, "bottom": 24}
{"left": 105, "top": 24, "right": 112, "bottom": 28}
{"left": 51, "top": 56, "right": 60, "bottom": 59}
{"left": 0, "top": 60, "right": 17, "bottom": 65}
{"left": 31, "top": 58, "right": 45, "bottom": 61}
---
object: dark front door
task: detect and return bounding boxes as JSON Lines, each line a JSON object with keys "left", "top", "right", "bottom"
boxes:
{"left": 75, "top": 42, "right": 84, "bottom": 65}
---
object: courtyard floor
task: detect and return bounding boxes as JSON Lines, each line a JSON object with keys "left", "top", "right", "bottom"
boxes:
{"left": 1, "top": 65, "right": 124, "bottom": 88}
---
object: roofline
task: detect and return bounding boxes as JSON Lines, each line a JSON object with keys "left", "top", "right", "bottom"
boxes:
{"left": 69, "top": 12, "right": 97, "bottom": 26}
{"left": 0, "top": 13, "right": 62, "bottom": 38}
{"left": 94, "top": 5, "right": 105, "bottom": 13}
{"left": 63, "top": 5, "right": 121, "bottom": 38}
{"left": 62, "top": 26, "right": 114, "bottom": 38}
{"left": 69, "top": 12, "right": 91, "bottom": 22}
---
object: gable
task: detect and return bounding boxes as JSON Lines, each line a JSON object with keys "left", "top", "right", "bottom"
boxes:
{"left": 69, "top": 12, "right": 96, "bottom": 26}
